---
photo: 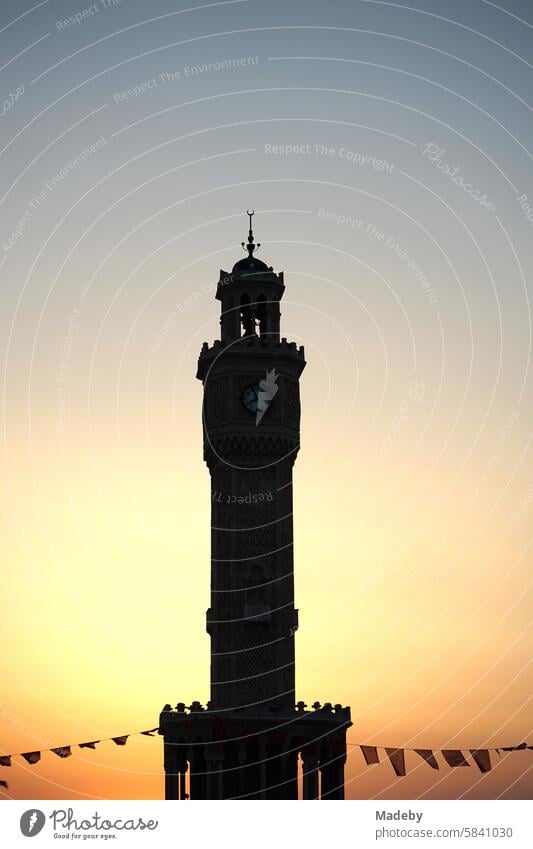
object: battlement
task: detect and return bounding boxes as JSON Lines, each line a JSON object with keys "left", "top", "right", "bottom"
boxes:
{"left": 197, "top": 337, "right": 305, "bottom": 383}
{"left": 199, "top": 336, "right": 305, "bottom": 357}
{"left": 160, "top": 699, "right": 351, "bottom": 722}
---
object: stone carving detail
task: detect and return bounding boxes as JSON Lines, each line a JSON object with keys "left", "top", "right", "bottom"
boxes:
{"left": 206, "top": 434, "right": 298, "bottom": 469}
{"left": 207, "top": 378, "right": 228, "bottom": 425}
{"left": 286, "top": 379, "right": 300, "bottom": 427}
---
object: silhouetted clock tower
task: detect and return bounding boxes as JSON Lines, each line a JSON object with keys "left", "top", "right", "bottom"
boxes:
{"left": 159, "top": 213, "right": 351, "bottom": 799}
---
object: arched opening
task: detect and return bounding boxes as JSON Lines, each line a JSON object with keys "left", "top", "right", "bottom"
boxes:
{"left": 256, "top": 293, "right": 267, "bottom": 338}
{"left": 220, "top": 292, "right": 240, "bottom": 341}
{"left": 240, "top": 293, "right": 256, "bottom": 337}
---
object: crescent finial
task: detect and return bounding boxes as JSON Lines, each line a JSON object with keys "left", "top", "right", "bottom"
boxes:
{"left": 242, "top": 210, "right": 260, "bottom": 256}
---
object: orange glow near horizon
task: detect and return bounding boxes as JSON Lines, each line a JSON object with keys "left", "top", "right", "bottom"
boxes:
{"left": 1, "top": 280, "right": 531, "bottom": 798}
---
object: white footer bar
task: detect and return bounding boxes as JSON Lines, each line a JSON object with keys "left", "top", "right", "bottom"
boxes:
{"left": 1, "top": 799, "right": 531, "bottom": 848}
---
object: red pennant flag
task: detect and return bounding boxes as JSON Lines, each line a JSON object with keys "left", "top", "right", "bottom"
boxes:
{"left": 0, "top": 780, "right": 8, "bottom": 789}
{"left": 0, "top": 756, "right": 11, "bottom": 767}
{"left": 21, "top": 751, "right": 41, "bottom": 765}
{"left": 360, "top": 746, "right": 380, "bottom": 765}
{"left": 442, "top": 750, "right": 469, "bottom": 767}
{"left": 52, "top": 747, "right": 72, "bottom": 759}
{"left": 79, "top": 742, "right": 99, "bottom": 749}
{"left": 386, "top": 748, "right": 406, "bottom": 777}
{"left": 415, "top": 749, "right": 439, "bottom": 770}
{"left": 141, "top": 729, "right": 158, "bottom": 736}
{"left": 112, "top": 736, "right": 128, "bottom": 746}
{"left": 470, "top": 750, "right": 491, "bottom": 773}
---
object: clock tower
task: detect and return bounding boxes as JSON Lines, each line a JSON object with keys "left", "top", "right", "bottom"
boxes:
{"left": 200, "top": 212, "right": 303, "bottom": 716}
{"left": 159, "top": 213, "right": 351, "bottom": 799}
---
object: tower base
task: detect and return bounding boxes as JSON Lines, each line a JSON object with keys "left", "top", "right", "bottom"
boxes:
{"left": 159, "top": 701, "right": 351, "bottom": 800}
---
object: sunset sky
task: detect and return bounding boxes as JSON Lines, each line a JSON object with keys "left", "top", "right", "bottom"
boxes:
{"left": 0, "top": 0, "right": 532, "bottom": 800}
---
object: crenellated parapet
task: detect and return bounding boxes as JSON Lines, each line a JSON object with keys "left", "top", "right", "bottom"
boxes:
{"left": 161, "top": 700, "right": 350, "bottom": 720}
{"left": 197, "top": 336, "right": 305, "bottom": 382}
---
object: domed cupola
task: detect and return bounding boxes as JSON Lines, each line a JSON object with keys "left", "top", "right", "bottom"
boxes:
{"left": 231, "top": 212, "right": 272, "bottom": 276}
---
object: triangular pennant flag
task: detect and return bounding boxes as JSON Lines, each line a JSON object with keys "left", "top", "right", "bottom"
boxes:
{"left": 21, "top": 751, "right": 41, "bottom": 765}
{"left": 386, "top": 748, "right": 406, "bottom": 777}
{"left": 0, "top": 780, "right": 8, "bottom": 789}
{"left": 141, "top": 729, "right": 158, "bottom": 736}
{"left": 360, "top": 746, "right": 380, "bottom": 765}
{"left": 79, "top": 742, "right": 99, "bottom": 749}
{"left": 502, "top": 743, "right": 526, "bottom": 751}
{"left": 112, "top": 736, "right": 128, "bottom": 746}
{"left": 0, "top": 756, "right": 11, "bottom": 767}
{"left": 442, "top": 750, "right": 469, "bottom": 767}
{"left": 414, "top": 749, "right": 439, "bottom": 770}
{"left": 470, "top": 750, "right": 491, "bottom": 773}
{"left": 52, "top": 746, "right": 72, "bottom": 759}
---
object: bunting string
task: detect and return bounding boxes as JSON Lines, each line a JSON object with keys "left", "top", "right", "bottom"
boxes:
{"left": 348, "top": 741, "right": 532, "bottom": 777}
{"left": 0, "top": 728, "right": 159, "bottom": 774}
{"left": 0, "top": 728, "right": 531, "bottom": 791}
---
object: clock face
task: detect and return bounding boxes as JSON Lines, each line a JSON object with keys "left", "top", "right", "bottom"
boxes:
{"left": 241, "top": 383, "right": 274, "bottom": 415}
{"left": 241, "top": 384, "right": 260, "bottom": 413}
